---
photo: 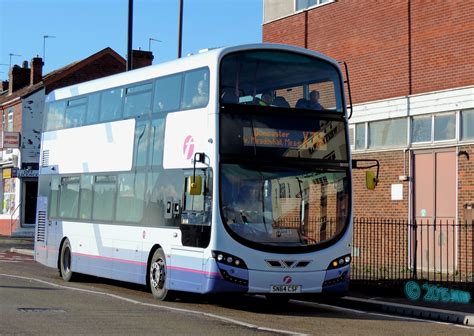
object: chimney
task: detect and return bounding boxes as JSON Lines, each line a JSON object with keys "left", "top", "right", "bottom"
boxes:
{"left": 9, "top": 63, "right": 31, "bottom": 94}
{"left": 132, "top": 49, "right": 154, "bottom": 69}
{"left": 1, "top": 81, "right": 8, "bottom": 92}
{"left": 30, "top": 56, "right": 44, "bottom": 85}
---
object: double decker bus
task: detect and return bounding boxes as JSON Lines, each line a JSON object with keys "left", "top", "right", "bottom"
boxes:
{"left": 35, "top": 44, "right": 355, "bottom": 301}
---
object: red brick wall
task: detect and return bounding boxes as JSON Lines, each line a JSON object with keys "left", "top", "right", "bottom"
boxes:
{"left": 352, "top": 151, "right": 409, "bottom": 219}
{"left": 263, "top": 0, "right": 474, "bottom": 105}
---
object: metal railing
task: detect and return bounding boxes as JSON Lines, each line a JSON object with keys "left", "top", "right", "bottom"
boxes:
{"left": 352, "top": 218, "right": 473, "bottom": 290}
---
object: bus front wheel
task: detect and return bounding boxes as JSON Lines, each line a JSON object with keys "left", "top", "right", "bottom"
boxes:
{"left": 149, "top": 248, "right": 174, "bottom": 301}
{"left": 59, "top": 239, "right": 75, "bottom": 282}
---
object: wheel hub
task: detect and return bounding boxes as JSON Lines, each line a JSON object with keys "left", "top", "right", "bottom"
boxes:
{"left": 150, "top": 259, "right": 165, "bottom": 289}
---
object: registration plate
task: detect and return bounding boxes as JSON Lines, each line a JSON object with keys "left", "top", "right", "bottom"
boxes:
{"left": 270, "top": 285, "right": 301, "bottom": 293}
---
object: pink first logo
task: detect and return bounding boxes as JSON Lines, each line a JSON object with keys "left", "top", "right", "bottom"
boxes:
{"left": 283, "top": 275, "right": 293, "bottom": 284}
{"left": 183, "top": 135, "right": 195, "bottom": 160}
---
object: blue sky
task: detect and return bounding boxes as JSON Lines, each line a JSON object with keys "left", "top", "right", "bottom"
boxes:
{"left": 0, "top": 0, "right": 263, "bottom": 79}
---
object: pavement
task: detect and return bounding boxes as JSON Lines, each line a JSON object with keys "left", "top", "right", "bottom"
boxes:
{"left": 1, "top": 235, "right": 473, "bottom": 326}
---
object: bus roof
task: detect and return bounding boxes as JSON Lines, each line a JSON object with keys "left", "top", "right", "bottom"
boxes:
{"left": 46, "top": 43, "right": 339, "bottom": 103}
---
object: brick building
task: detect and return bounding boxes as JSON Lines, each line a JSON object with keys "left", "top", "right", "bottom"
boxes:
{"left": 0, "top": 48, "right": 153, "bottom": 236}
{"left": 263, "top": 1, "right": 473, "bottom": 279}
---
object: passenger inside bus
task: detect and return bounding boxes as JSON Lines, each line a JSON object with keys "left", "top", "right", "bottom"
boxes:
{"left": 258, "top": 91, "right": 274, "bottom": 106}
{"left": 308, "top": 90, "right": 324, "bottom": 110}
{"left": 295, "top": 90, "right": 324, "bottom": 110}
{"left": 220, "top": 87, "right": 239, "bottom": 104}
{"left": 191, "top": 80, "right": 209, "bottom": 107}
{"left": 273, "top": 96, "right": 290, "bottom": 108}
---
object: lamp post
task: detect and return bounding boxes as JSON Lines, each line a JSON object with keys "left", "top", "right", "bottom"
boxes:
{"left": 178, "top": 0, "right": 183, "bottom": 58}
{"left": 127, "top": 0, "right": 134, "bottom": 71}
{"left": 43, "top": 35, "right": 56, "bottom": 64}
{"left": 148, "top": 37, "right": 162, "bottom": 52}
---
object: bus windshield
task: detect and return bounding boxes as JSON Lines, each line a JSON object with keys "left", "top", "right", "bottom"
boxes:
{"left": 220, "top": 49, "right": 343, "bottom": 112}
{"left": 220, "top": 164, "right": 349, "bottom": 249}
{"left": 219, "top": 49, "right": 350, "bottom": 251}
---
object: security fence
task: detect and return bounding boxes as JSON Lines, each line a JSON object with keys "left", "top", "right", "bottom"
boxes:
{"left": 352, "top": 218, "right": 474, "bottom": 291}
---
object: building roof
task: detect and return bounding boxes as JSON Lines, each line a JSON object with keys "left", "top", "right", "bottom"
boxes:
{"left": 0, "top": 47, "right": 125, "bottom": 107}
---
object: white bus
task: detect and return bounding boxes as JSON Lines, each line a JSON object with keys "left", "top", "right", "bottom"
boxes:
{"left": 35, "top": 44, "right": 356, "bottom": 301}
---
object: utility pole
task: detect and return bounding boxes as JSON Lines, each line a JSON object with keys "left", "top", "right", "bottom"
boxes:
{"left": 127, "top": 0, "right": 134, "bottom": 71}
{"left": 178, "top": 0, "right": 183, "bottom": 58}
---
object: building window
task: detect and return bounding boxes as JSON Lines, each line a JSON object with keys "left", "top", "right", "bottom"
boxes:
{"left": 434, "top": 113, "right": 455, "bottom": 141}
{"left": 296, "top": 0, "right": 332, "bottom": 11}
{"left": 355, "top": 123, "right": 366, "bottom": 150}
{"left": 7, "top": 108, "right": 13, "bottom": 132}
{"left": 461, "top": 109, "right": 474, "bottom": 140}
{"left": 412, "top": 115, "right": 432, "bottom": 143}
{"left": 368, "top": 118, "right": 407, "bottom": 149}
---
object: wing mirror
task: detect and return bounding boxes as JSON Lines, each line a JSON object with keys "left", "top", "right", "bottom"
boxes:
{"left": 188, "top": 175, "right": 202, "bottom": 195}
{"left": 188, "top": 152, "right": 206, "bottom": 196}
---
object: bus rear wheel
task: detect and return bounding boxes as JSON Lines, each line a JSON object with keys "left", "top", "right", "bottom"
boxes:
{"left": 59, "top": 239, "right": 75, "bottom": 282}
{"left": 149, "top": 248, "right": 174, "bottom": 301}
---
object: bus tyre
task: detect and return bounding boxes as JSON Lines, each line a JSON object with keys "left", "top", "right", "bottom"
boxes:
{"left": 149, "top": 248, "right": 174, "bottom": 301}
{"left": 59, "top": 239, "right": 75, "bottom": 282}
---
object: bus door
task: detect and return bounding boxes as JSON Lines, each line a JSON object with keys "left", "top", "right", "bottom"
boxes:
{"left": 168, "top": 171, "right": 212, "bottom": 293}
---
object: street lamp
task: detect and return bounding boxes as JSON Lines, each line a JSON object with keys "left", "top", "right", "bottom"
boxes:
{"left": 148, "top": 37, "right": 162, "bottom": 52}
{"left": 178, "top": 0, "right": 184, "bottom": 58}
{"left": 43, "top": 35, "right": 56, "bottom": 64}
{"left": 8, "top": 53, "right": 21, "bottom": 69}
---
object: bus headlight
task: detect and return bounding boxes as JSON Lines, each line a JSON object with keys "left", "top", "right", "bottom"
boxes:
{"left": 327, "top": 254, "right": 351, "bottom": 270}
{"left": 212, "top": 250, "right": 247, "bottom": 269}
{"left": 212, "top": 250, "right": 249, "bottom": 287}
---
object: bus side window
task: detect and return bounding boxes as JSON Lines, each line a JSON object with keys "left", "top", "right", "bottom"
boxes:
{"left": 181, "top": 68, "right": 209, "bottom": 109}
{"left": 134, "top": 121, "right": 150, "bottom": 167}
{"left": 49, "top": 176, "right": 60, "bottom": 218}
{"left": 45, "top": 101, "right": 66, "bottom": 131}
{"left": 149, "top": 118, "right": 165, "bottom": 167}
{"left": 79, "top": 175, "right": 93, "bottom": 220}
{"left": 116, "top": 172, "right": 146, "bottom": 223}
{"left": 100, "top": 88, "right": 123, "bottom": 122}
{"left": 92, "top": 175, "right": 117, "bottom": 221}
{"left": 153, "top": 74, "right": 182, "bottom": 113}
{"left": 86, "top": 92, "right": 100, "bottom": 124}
{"left": 65, "top": 97, "right": 86, "bottom": 128}
{"left": 124, "top": 83, "right": 152, "bottom": 118}
{"left": 58, "top": 176, "right": 80, "bottom": 218}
